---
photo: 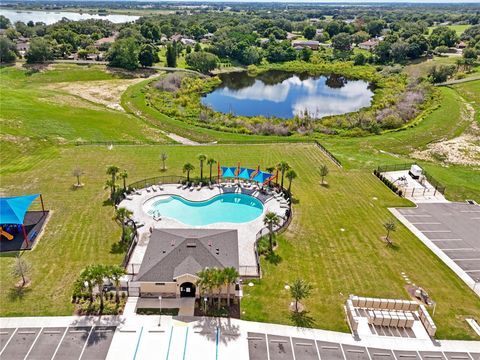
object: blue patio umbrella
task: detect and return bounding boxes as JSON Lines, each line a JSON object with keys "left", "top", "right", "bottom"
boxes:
{"left": 220, "top": 167, "right": 235, "bottom": 178}
{"left": 253, "top": 171, "right": 272, "bottom": 184}
{"left": 238, "top": 168, "right": 254, "bottom": 180}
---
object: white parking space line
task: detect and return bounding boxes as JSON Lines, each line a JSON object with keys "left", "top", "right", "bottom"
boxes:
{"left": 78, "top": 326, "right": 93, "bottom": 360}
{"left": 402, "top": 214, "right": 431, "bottom": 217}
{"left": 50, "top": 327, "right": 68, "bottom": 360}
{"left": 460, "top": 210, "right": 480, "bottom": 213}
{"left": 0, "top": 328, "right": 17, "bottom": 357}
{"left": 430, "top": 238, "right": 463, "bottom": 241}
{"left": 421, "top": 230, "right": 451, "bottom": 233}
{"left": 466, "top": 270, "right": 480, "bottom": 273}
{"left": 452, "top": 258, "right": 480, "bottom": 261}
{"left": 410, "top": 222, "right": 441, "bottom": 225}
{"left": 442, "top": 248, "right": 475, "bottom": 251}
{"left": 23, "top": 327, "right": 43, "bottom": 360}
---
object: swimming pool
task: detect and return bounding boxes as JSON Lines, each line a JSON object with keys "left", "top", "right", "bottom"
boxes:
{"left": 143, "top": 193, "right": 264, "bottom": 226}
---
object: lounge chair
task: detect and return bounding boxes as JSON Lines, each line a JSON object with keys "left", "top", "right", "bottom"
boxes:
{"left": 158, "top": 183, "right": 164, "bottom": 191}
{"left": 197, "top": 182, "right": 202, "bottom": 190}
{"left": 125, "top": 195, "right": 133, "bottom": 201}
{"left": 177, "top": 182, "right": 183, "bottom": 189}
{"left": 182, "top": 183, "right": 189, "bottom": 190}
{"left": 208, "top": 182, "right": 214, "bottom": 190}
{"left": 146, "top": 187, "right": 151, "bottom": 193}
{"left": 189, "top": 183, "right": 195, "bottom": 191}
{"left": 151, "top": 186, "right": 157, "bottom": 192}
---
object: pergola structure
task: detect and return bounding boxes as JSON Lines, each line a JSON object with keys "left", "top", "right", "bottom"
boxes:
{"left": 0, "top": 194, "right": 45, "bottom": 247}
{"left": 217, "top": 163, "right": 277, "bottom": 185}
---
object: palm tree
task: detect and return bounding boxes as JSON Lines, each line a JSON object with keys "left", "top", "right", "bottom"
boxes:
{"left": 213, "top": 268, "right": 226, "bottom": 310}
{"left": 160, "top": 153, "right": 168, "bottom": 171}
{"left": 183, "top": 163, "right": 195, "bottom": 182}
{"left": 197, "top": 268, "right": 214, "bottom": 310}
{"left": 277, "top": 161, "right": 290, "bottom": 189}
{"left": 197, "top": 154, "right": 207, "bottom": 180}
{"left": 90, "top": 264, "right": 107, "bottom": 311}
{"left": 72, "top": 167, "right": 84, "bottom": 186}
{"left": 290, "top": 279, "right": 313, "bottom": 313}
{"left": 107, "top": 265, "right": 125, "bottom": 304}
{"left": 113, "top": 207, "right": 133, "bottom": 242}
{"left": 266, "top": 166, "right": 276, "bottom": 174}
{"left": 80, "top": 265, "right": 95, "bottom": 303}
{"left": 206, "top": 158, "right": 216, "bottom": 182}
{"left": 285, "top": 169, "right": 297, "bottom": 194}
{"left": 383, "top": 219, "right": 397, "bottom": 245}
{"left": 106, "top": 165, "right": 120, "bottom": 198}
{"left": 119, "top": 169, "right": 128, "bottom": 191}
{"left": 223, "top": 267, "right": 239, "bottom": 307}
{"left": 263, "top": 211, "right": 280, "bottom": 253}
{"left": 320, "top": 165, "right": 329, "bottom": 185}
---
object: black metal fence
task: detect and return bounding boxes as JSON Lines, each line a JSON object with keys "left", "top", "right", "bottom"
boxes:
{"left": 122, "top": 222, "right": 138, "bottom": 269}
{"left": 129, "top": 175, "right": 187, "bottom": 190}
{"left": 314, "top": 141, "right": 342, "bottom": 168}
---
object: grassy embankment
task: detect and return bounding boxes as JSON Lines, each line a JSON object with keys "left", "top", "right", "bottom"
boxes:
{"left": 0, "top": 64, "right": 169, "bottom": 174}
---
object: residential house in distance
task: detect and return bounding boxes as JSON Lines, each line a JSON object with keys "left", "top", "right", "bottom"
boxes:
{"left": 286, "top": 32, "right": 301, "bottom": 40}
{"left": 292, "top": 40, "right": 320, "bottom": 50}
{"left": 134, "top": 228, "right": 240, "bottom": 300}
{"left": 16, "top": 37, "right": 30, "bottom": 57}
{"left": 181, "top": 38, "right": 196, "bottom": 46}
{"left": 358, "top": 38, "right": 380, "bottom": 51}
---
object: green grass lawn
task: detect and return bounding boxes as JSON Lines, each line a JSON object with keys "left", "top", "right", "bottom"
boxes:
{"left": 1, "top": 64, "right": 479, "bottom": 340}
{"left": 0, "top": 64, "right": 169, "bottom": 173}
{"left": 0, "top": 144, "right": 478, "bottom": 339}
{"left": 428, "top": 24, "right": 471, "bottom": 36}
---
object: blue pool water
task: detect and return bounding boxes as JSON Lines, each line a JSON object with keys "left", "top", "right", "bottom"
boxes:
{"left": 144, "top": 193, "right": 264, "bottom": 226}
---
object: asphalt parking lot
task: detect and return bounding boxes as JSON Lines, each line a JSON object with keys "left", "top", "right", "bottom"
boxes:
{"left": 248, "top": 332, "right": 479, "bottom": 360}
{"left": 394, "top": 203, "right": 480, "bottom": 283}
{"left": 0, "top": 326, "right": 116, "bottom": 360}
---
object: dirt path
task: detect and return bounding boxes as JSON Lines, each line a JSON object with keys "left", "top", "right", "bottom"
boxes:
{"left": 412, "top": 95, "right": 480, "bottom": 166}
{"left": 46, "top": 78, "right": 147, "bottom": 112}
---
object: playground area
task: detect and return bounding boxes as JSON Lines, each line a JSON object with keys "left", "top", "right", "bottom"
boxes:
{"left": 0, "top": 194, "right": 49, "bottom": 252}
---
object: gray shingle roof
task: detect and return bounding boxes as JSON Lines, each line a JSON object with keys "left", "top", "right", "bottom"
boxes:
{"left": 136, "top": 228, "right": 239, "bottom": 282}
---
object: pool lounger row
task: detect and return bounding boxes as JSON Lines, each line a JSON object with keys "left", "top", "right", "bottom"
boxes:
{"left": 350, "top": 295, "right": 418, "bottom": 311}
{"left": 367, "top": 310, "right": 415, "bottom": 327}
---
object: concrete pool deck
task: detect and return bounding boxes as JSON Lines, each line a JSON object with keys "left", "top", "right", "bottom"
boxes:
{"left": 119, "top": 184, "right": 288, "bottom": 278}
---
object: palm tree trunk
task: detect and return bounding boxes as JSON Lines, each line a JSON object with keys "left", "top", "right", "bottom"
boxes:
{"left": 227, "top": 284, "right": 231, "bottom": 307}
{"left": 99, "top": 292, "right": 104, "bottom": 311}
{"left": 268, "top": 224, "right": 273, "bottom": 252}
{"left": 281, "top": 172, "right": 285, "bottom": 189}
{"left": 288, "top": 180, "right": 292, "bottom": 194}
{"left": 187, "top": 171, "right": 190, "bottom": 182}
{"left": 89, "top": 285, "right": 94, "bottom": 303}
{"left": 123, "top": 178, "right": 126, "bottom": 191}
{"left": 77, "top": 176, "right": 80, "bottom": 186}
{"left": 217, "top": 289, "right": 222, "bottom": 310}
{"left": 200, "top": 162, "right": 203, "bottom": 180}
{"left": 21, "top": 273, "right": 26, "bottom": 287}
{"left": 295, "top": 299, "right": 298, "bottom": 312}
{"left": 115, "top": 281, "right": 119, "bottom": 304}
{"left": 209, "top": 165, "right": 212, "bottom": 181}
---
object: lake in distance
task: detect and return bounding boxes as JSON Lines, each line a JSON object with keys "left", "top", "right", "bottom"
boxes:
{"left": 0, "top": 9, "right": 139, "bottom": 24}
{"left": 201, "top": 70, "right": 375, "bottom": 119}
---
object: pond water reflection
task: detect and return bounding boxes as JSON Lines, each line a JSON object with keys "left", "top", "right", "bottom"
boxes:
{"left": 201, "top": 70, "right": 375, "bottom": 119}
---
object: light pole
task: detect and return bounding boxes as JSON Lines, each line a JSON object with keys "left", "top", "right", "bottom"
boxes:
{"left": 158, "top": 296, "right": 162, "bottom": 327}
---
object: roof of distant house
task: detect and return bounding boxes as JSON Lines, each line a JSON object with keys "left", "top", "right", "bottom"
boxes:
{"left": 292, "top": 40, "right": 320, "bottom": 46}
{"left": 136, "top": 228, "right": 239, "bottom": 282}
